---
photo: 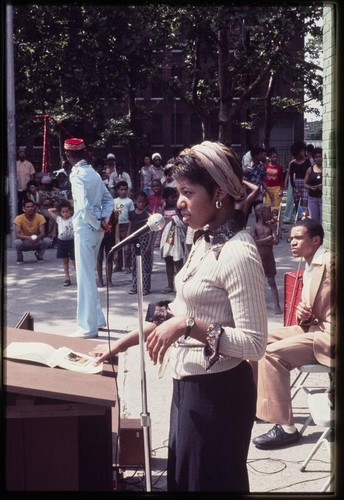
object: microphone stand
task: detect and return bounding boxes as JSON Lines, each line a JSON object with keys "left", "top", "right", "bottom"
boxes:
{"left": 134, "top": 240, "right": 152, "bottom": 492}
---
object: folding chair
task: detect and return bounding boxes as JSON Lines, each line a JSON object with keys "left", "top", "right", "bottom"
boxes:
{"left": 291, "top": 363, "right": 334, "bottom": 401}
{"left": 300, "top": 389, "right": 335, "bottom": 492}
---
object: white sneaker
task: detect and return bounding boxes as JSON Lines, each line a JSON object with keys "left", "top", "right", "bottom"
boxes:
{"left": 68, "top": 332, "right": 98, "bottom": 338}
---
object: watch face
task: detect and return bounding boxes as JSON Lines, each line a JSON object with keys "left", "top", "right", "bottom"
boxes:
{"left": 187, "top": 318, "right": 194, "bottom": 327}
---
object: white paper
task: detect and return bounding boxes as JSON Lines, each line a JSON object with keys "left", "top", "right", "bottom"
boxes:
{"left": 4, "top": 342, "right": 102, "bottom": 374}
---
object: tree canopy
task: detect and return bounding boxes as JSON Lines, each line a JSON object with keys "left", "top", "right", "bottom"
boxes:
{"left": 13, "top": 3, "right": 323, "bottom": 150}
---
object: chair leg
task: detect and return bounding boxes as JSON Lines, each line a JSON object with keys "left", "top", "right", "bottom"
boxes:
{"left": 291, "top": 371, "right": 310, "bottom": 400}
{"left": 299, "top": 414, "right": 313, "bottom": 436}
{"left": 300, "top": 427, "right": 332, "bottom": 472}
{"left": 290, "top": 369, "right": 304, "bottom": 390}
{"left": 321, "top": 471, "right": 335, "bottom": 492}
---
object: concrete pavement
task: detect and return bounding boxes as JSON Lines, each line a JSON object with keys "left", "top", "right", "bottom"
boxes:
{"left": 4, "top": 219, "right": 335, "bottom": 494}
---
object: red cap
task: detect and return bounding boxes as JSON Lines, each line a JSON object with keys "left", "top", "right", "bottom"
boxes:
{"left": 64, "top": 138, "right": 85, "bottom": 151}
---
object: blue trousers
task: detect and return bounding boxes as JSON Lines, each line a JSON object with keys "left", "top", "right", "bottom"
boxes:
{"left": 307, "top": 196, "right": 322, "bottom": 224}
{"left": 74, "top": 222, "right": 106, "bottom": 336}
{"left": 282, "top": 180, "right": 295, "bottom": 223}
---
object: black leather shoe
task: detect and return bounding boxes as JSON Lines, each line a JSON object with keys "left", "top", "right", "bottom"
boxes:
{"left": 252, "top": 424, "right": 300, "bottom": 449}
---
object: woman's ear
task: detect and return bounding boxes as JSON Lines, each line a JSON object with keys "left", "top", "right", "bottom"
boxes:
{"left": 215, "top": 187, "right": 227, "bottom": 202}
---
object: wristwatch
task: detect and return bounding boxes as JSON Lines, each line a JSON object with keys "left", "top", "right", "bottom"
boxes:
{"left": 184, "top": 317, "right": 195, "bottom": 339}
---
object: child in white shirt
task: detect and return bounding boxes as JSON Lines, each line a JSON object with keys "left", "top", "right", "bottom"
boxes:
{"left": 113, "top": 180, "right": 135, "bottom": 272}
{"left": 47, "top": 200, "right": 75, "bottom": 286}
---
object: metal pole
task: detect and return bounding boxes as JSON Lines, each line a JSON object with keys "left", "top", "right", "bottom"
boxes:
{"left": 6, "top": 4, "right": 18, "bottom": 246}
{"left": 135, "top": 241, "right": 152, "bottom": 492}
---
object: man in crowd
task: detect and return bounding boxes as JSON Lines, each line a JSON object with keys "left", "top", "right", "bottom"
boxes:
{"left": 252, "top": 218, "right": 335, "bottom": 449}
{"left": 16, "top": 148, "right": 35, "bottom": 214}
{"left": 106, "top": 153, "right": 117, "bottom": 196}
{"left": 109, "top": 162, "right": 133, "bottom": 197}
{"left": 66, "top": 138, "right": 114, "bottom": 338}
{"left": 13, "top": 199, "right": 51, "bottom": 264}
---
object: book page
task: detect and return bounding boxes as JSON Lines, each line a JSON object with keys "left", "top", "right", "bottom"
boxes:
{"left": 4, "top": 342, "right": 103, "bottom": 374}
{"left": 55, "top": 347, "right": 103, "bottom": 374}
{"left": 4, "top": 342, "right": 58, "bottom": 367}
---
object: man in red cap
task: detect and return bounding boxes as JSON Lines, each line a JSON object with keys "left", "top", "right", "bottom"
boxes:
{"left": 65, "top": 138, "right": 115, "bottom": 337}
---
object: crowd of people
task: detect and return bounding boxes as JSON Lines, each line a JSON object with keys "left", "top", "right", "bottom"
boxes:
{"left": 12, "top": 138, "right": 332, "bottom": 492}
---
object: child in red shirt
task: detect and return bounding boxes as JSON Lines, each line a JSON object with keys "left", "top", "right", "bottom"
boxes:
{"left": 264, "top": 148, "right": 284, "bottom": 211}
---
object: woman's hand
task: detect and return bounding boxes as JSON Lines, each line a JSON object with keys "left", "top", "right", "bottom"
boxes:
{"left": 146, "top": 317, "right": 185, "bottom": 365}
{"left": 90, "top": 322, "right": 156, "bottom": 365}
{"left": 89, "top": 341, "right": 119, "bottom": 365}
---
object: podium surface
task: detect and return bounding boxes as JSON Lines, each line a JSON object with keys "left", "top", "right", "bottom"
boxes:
{"left": 4, "top": 327, "right": 118, "bottom": 491}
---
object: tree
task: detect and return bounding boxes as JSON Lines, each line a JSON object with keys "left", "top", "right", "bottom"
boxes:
{"left": 13, "top": 4, "right": 170, "bottom": 177}
{"left": 160, "top": 4, "right": 323, "bottom": 146}
{"left": 13, "top": 4, "right": 323, "bottom": 158}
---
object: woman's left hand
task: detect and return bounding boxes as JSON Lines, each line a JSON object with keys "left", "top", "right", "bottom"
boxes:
{"left": 146, "top": 317, "right": 185, "bottom": 365}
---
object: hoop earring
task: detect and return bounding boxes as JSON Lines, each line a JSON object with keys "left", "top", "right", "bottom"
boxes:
{"left": 215, "top": 200, "right": 222, "bottom": 209}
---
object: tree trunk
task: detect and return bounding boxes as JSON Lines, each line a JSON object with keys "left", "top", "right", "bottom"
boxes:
{"left": 263, "top": 70, "right": 276, "bottom": 150}
{"left": 218, "top": 28, "right": 232, "bottom": 146}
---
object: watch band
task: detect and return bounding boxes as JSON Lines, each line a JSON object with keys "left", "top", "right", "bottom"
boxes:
{"left": 184, "top": 317, "right": 195, "bottom": 339}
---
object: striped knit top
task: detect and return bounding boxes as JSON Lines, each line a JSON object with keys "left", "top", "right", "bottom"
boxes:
{"left": 168, "top": 228, "right": 268, "bottom": 379}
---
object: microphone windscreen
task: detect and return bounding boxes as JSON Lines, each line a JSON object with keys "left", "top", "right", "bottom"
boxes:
{"left": 147, "top": 213, "right": 165, "bottom": 232}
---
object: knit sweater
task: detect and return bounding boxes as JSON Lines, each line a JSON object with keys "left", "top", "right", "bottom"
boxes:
{"left": 168, "top": 229, "right": 268, "bottom": 379}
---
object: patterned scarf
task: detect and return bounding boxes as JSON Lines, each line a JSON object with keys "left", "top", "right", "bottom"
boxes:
{"left": 191, "top": 141, "right": 245, "bottom": 202}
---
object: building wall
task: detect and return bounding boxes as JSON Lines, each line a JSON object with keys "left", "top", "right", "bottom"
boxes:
{"left": 322, "top": 4, "right": 337, "bottom": 251}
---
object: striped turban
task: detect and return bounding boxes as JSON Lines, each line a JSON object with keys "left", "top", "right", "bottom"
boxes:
{"left": 191, "top": 141, "right": 245, "bottom": 202}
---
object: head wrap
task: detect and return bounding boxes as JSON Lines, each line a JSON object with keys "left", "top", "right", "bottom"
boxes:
{"left": 64, "top": 138, "right": 85, "bottom": 151}
{"left": 191, "top": 141, "right": 245, "bottom": 201}
{"left": 107, "top": 153, "right": 116, "bottom": 160}
{"left": 152, "top": 152, "right": 162, "bottom": 161}
{"left": 54, "top": 168, "right": 67, "bottom": 177}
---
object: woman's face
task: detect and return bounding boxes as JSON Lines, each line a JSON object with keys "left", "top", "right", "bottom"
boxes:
{"left": 176, "top": 178, "right": 217, "bottom": 230}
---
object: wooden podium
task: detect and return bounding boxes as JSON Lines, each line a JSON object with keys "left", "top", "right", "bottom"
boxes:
{"left": 4, "top": 327, "right": 119, "bottom": 491}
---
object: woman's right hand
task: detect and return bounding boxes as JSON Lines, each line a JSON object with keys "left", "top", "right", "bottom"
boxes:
{"left": 89, "top": 322, "right": 156, "bottom": 365}
{"left": 89, "top": 342, "right": 120, "bottom": 365}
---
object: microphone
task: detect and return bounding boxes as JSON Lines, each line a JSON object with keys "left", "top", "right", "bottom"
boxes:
{"left": 108, "top": 213, "right": 165, "bottom": 255}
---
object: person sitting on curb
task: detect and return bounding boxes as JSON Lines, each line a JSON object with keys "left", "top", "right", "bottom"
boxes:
{"left": 13, "top": 199, "right": 51, "bottom": 264}
{"left": 251, "top": 218, "right": 335, "bottom": 449}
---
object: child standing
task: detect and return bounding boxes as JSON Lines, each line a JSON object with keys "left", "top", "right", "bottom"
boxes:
{"left": 147, "top": 179, "right": 164, "bottom": 249}
{"left": 127, "top": 192, "right": 153, "bottom": 295}
{"left": 160, "top": 187, "right": 187, "bottom": 294}
{"left": 47, "top": 200, "right": 75, "bottom": 286}
{"left": 140, "top": 155, "right": 153, "bottom": 195}
{"left": 161, "top": 165, "right": 177, "bottom": 188}
{"left": 96, "top": 209, "right": 118, "bottom": 288}
{"left": 25, "top": 180, "right": 41, "bottom": 212}
{"left": 251, "top": 203, "right": 282, "bottom": 314}
{"left": 147, "top": 179, "right": 164, "bottom": 214}
{"left": 263, "top": 148, "right": 284, "bottom": 211}
{"left": 113, "top": 180, "right": 135, "bottom": 272}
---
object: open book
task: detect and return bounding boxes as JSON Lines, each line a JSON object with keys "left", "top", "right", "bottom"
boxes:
{"left": 4, "top": 342, "right": 102, "bottom": 374}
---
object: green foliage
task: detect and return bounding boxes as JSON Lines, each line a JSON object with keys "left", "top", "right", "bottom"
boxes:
{"left": 13, "top": 4, "right": 323, "bottom": 148}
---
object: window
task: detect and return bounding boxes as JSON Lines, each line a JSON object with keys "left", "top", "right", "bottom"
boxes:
{"left": 151, "top": 69, "right": 163, "bottom": 99}
{"left": 151, "top": 114, "right": 163, "bottom": 145}
{"left": 190, "top": 113, "right": 203, "bottom": 145}
{"left": 171, "top": 113, "right": 183, "bottom": 146}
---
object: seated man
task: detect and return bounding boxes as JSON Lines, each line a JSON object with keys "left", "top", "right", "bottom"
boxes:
{"left": 252, "top": 218, "right": 335, "bottom": 449}
{"left": 14, "top": 199, "right": 51, "bottom": 263}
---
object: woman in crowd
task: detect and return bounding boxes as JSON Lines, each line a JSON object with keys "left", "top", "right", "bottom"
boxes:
{"left": 303, "top": 147, "right": 323, "bottom": 223}
{"left": 91, "top": 141, "right": 267, "bottom": 492}
{"left": 288, "top": 141, "right": 311, "bottom": 217}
